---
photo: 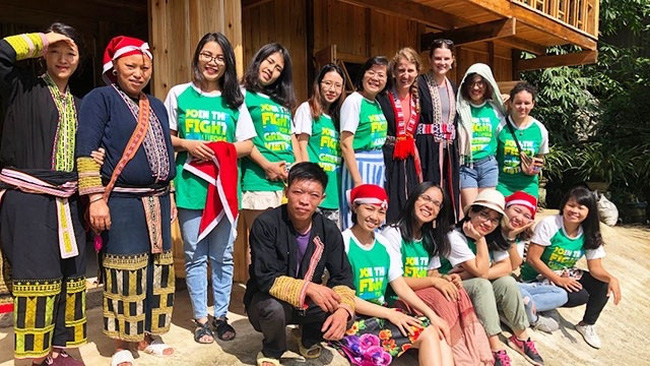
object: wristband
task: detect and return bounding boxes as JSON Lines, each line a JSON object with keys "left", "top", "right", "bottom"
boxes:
{"left": 89, "top": 196, "right": 104, "bottom": 203}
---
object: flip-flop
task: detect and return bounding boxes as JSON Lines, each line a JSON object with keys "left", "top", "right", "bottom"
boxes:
{"left": 256, "top": 351, "right": 280, "bottom": 366}
{"left": 142, "top": 338, "right": 174, "bottom": 356}
{"left": 111, "top": 349, "right": 135, "bottom": 366}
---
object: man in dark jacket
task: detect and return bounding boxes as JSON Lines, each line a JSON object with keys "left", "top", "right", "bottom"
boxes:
{"left": 244, "top": 162, "right": 355, "bottom": 363}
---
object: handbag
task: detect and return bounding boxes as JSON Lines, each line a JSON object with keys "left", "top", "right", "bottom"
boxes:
{"left": 505, "top": 116, "right": 541, "bottom": 176}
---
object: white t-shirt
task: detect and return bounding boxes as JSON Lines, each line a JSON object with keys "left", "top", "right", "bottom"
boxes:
{"left": 446, "top": 229, "right": 509, "bottom": 268}
{"left": 381, "top": 226, "right": 441, "bottom": 271}
{"left": 531, "top": 215, "right": 606, "bottom": 260}
{"left": 293, "top": 101, "right": 331, "bottom": 136}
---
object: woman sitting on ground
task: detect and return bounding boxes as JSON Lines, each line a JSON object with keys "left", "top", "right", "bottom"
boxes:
{"left": 503, "top": 191, "right": 567, "bottom": 334}
{"left": 438, "top": 190, "right": 544, "bottom": 366}
{"left": 335, "top": 184, "right": 453, "bottom": 366}
{"left": 381, "top": 181, "right": 493, "bottom": 365}
{"left": 521, "top": 186, "right": 622, "bottom": 349}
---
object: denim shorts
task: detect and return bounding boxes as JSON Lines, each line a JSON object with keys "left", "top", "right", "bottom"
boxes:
{"left": 460, "top": 155, "right": 499, "bottom": 189}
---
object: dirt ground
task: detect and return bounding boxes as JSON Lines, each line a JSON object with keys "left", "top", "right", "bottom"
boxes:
{"left": 0, "top": 210, "right": 647, "bottom": 365}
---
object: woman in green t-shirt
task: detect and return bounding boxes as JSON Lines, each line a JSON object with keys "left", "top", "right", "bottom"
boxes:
{"left": 336, "top": 184, "right": 453, "bottom": 366}
{"left": 382, "top": 182, "right": 493, "bottom": 365}
{"left": 496, "top": 82, "right": 548, "bottom": 198}
{"left": 340, "top": 56, "right": 389, "bottom": 229}
{"left": 456, "top": 63, "right": 506, "bottom": 212}
{"left": 239, "top": 43, "right": 296, "bottom": 273}
{"left": 165, "top": 32, "right": 256, "bottom": 344}
{"left": 294, "top": 64, "right": 346, "bottom": 226}
{"left": 522, "top": 186, "right": 621, "bottom": 349}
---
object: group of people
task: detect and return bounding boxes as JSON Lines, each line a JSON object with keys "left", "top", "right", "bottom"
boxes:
{"left": 0, "top": 21, "right": 622, "bottom": 366}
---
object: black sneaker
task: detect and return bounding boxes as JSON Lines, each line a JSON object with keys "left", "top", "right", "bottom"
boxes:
{"left": 508, "top": 335, "right": 544, "bottom": 366}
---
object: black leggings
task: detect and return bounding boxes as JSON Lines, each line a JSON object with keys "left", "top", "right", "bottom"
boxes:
{"left": 561, "top": 271, "right": 609, "bottom": 325}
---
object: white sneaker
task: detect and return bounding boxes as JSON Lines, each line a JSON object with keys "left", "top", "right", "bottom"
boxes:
{"left": 575, "top": 323, "right": 602, "bottom": 349}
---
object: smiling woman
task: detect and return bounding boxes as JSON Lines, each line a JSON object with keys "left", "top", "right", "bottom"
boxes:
{"left": 339, "top": 56, "right": 389, "bottom": 229}
{"left": 378, "top": 48, "right": 423, "bottom": 223}
{"left": 164, "top": 32, "right": 256, "bottom": 345}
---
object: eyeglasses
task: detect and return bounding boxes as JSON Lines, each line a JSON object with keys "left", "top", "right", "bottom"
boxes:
{"left": 365, "top": 69, "right": 387, "bottom": 80}
{"left": 470, "top": 80, "right": 486, "bottom": 88}
{"left": 321, "top": 80, "right": 343, "bottom": 91}
{"left": 199, "top": 52, "right": 225, "bottom": 65}
{"left": 418, "top": 194, "right": 442, "bottom": 208}
{"left": 477, "top": 210, "right": 500, "bottom": 226}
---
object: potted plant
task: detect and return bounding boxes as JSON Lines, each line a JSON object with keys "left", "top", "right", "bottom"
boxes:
{"left": 574, "top": 142, "right": 634, "bottom": 193}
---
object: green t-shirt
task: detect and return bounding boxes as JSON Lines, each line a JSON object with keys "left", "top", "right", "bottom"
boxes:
{"left": 293, "top": 102, "right": 341, "bottom": 210}
{"left": 164, "top": 83, "right": 256, "bottom": 210}
{"left": 520, "top": 215, "right": 605, "bottom": 281}
{"left": 340, "top": 92, "right": 387, "bottom": 151}
{"left": 438, "top": 228, "right": 509, "bottom": 274}
{"left": 469, "top": 102, "right": 501, "bottom": 161}
{"left": 342, "top": 229, "right": 402, "bottom": 305}
{"left": 241, "top": 90, "right": 295, "bottom": 192}
{"left": 380, "top": 226, "right": 441, "bottom": 304}
{"left": 496, "top": 117, "right": 549, "bottom": 198}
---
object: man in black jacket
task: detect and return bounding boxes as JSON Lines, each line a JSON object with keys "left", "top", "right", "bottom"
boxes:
{"left": 244, "top": 162, "right": 355, "bottom": 363}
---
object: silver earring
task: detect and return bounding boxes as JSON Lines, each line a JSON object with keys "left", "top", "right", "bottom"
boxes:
{"left": 112, "top": 69, "right": 117, "bottom": 75}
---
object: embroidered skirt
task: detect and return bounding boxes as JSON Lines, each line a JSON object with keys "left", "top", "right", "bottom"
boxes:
{"left": 100, "top": 192, "right": 175, "bottom": 341}
{"left": 0, "top": 191, "right": 87, "bottom": 359}
{"left": 341, "top": 150, "right": 386, "bottom": 230}
{"left": 332, "top": 313, "right": 430, "bottom": 365}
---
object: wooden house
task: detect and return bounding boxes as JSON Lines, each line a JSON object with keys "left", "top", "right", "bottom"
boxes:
{"left": 0, "top": 0, "right": 600, "bottom": 282}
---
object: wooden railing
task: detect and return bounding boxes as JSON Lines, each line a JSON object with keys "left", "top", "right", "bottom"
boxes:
{"left": 511, "top": 0, "right": 599, "bottom": 37}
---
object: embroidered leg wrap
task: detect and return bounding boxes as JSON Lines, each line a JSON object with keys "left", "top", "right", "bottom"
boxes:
{"left": 102, "top": 253, "right": 148, "bottom": 342}
{"left": 12, "top": 279, "right": 61, "bottom": 359}
{"left": 149, "top": 250, "right": 175, "bottom": 335}
{"left": 64, "top": 277, "right": 87, "bottom": 347}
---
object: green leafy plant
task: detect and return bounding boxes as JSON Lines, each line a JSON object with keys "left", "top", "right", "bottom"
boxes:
{"left": 574, "top": 142, "right": 635, "bottom": 184}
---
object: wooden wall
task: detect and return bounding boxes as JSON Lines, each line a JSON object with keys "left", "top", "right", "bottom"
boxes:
{"left": 149, "top": 0, "right": 243, "bottom": 100}
{"left": 242, "top": 0, "right": 308, "bottom": 103}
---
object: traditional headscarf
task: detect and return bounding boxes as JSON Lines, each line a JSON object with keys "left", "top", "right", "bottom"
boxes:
{"left": 505, "top": 191, "right": 537, "bottom": 219}
{"left": 102, "top": 36, "right": 152, "bottom": 84}
{"left": 349, "top": 184, "right": 388, "bottom": 210}
{"left": 456, "top": 63, "right": 506, "bottom": 164}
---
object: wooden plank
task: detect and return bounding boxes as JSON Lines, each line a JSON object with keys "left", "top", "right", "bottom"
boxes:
{"left": 466, "top": 0, "right": 597, "bottom": 49}
{"left": 516, "top": 50, "right": 597, "bottom": 71}
{"left": 338, "top": 0, "right": 457, "bottom": 29}
{"left": 498, "top": 36, "right": 547, "bottom": 55}
{"left": 421, "top": 18, "right": 516, "bottom": 49}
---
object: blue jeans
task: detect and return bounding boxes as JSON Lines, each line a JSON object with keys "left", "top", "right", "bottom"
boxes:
{"left": 518, "top": 282, "right": 568, "bottom": 324}
{"left": 460, "top": 155, "right": 499, "bottom": 189}
{"left": 178, "top": 208, "right": 235, "bottom": 319}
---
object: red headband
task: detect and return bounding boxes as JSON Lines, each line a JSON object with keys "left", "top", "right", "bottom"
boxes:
{"left": 102, "top": 36, "right": 152, "bottom": 84}
{"left": 349, "top": 184, "right": 388, "bottom": 209}
{"left": 505, "top": 191, "right": 537, "bottom": 219}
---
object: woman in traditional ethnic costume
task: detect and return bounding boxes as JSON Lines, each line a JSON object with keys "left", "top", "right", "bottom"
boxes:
{"left": 377, "top": 48, "right": 423, "bottom": 223}
{"left": 75, "top": 36, "right": 176, "bottom": 366}
{"left": 164, "top": 32, "right": 255, "bottom": 343}
{"left": 334, "top": 184, "right": 453, "bottom": 366}
{"left": 293, "top": 64, "right": 346, "bottom": 226}
{"left": 0, "top": 23, "right": 88, "bottom": 366}
{"left": 417, "top": 39, "right": 461, "bottom": 222}
{"left": 381, "top": 182, "right": 493, "bottom": 365}
{"left": 339, "top": 57, "right": 389, "bottom": 229}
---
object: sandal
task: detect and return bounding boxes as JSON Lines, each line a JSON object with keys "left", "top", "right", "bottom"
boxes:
{"left": 256, "top": 351, "right": 280, "bottom": 366}
{"left": 291, "top": 326, "right": 322, "bottom": 359}
{"left": 194, "top": 320, "right": 215, "bottom": 344}
{"left": 213, "top": 317, "right": 236, "bottom": 341}
{"left": 111, "top": 350, "right": 135, "bottom": 366}
{"left": 142, "top": 338, "right": 174, "bottom": 356}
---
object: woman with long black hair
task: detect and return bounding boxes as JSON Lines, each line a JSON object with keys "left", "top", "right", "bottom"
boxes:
{"left": 164, "top": 32, "right": 255, "bottom": 344}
